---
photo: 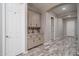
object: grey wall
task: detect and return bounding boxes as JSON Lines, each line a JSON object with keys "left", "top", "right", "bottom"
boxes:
{"left": 0, "top": 3, "right": 2, "bottom": 56}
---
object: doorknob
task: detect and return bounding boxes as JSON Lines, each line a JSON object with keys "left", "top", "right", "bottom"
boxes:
{"left": 6, "top": 35, "right": 9, "bottom": 38}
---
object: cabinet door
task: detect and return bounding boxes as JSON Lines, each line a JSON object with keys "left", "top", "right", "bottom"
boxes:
{"left": 28, "top": 10, "right": 41, "bottom": 27}
{"left": 33, "top": 34, "right": 43, "bottom": 47}
{"left": 37, "top": 34, "right": 44, "bottom": 44}
{"left": 35, "top": 13, "right": 41, "bottom": 27}
{"left": 28, "top": 10, "right": 36, "bottom": 27}
{"left": 33, "top": 35, "right": 39, "bottom": 46}
{"left": 32, "top": 12, "right": 37, "bottom": 27}
{"left": 27, "top": 36, "right": 34, "bottom": 49}
{"left": 28, "top": 10, "right": 32, "bottom": 27}
{"left": 32, "top": 12, "right": 41, "bottom": 27}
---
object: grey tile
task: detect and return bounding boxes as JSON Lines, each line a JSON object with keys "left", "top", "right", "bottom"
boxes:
{"left": 23, "top": 37, "right": 77, "bottom": 56}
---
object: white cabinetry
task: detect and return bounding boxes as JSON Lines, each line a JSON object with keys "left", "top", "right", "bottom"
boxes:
{"left": 27, "top": 33, "right": 44, "bottom": 49}
{"left": 27, "top": 10, "right": 43, "bottom": 49}
{"left": 28, "top": 10, "right": 41, "bottom": 27}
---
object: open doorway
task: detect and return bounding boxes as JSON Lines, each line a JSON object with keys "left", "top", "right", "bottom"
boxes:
{"left": 51, "top": 17, "right": 54, "bottom": 41}
{"left": 25, "top": 3, "right": 78, "bottom": 56}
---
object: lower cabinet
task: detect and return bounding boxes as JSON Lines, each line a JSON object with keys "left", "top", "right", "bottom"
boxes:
{"left": 27, "top": 37, "right": 34, "bottom": 49}
{"left": 27, "top": 34, "right": 44, "bottom": 49}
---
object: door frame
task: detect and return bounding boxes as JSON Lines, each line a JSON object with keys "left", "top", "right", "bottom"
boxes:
{"left": 51, "top": 17, "right": 54, "bottom": 41}
{"left": 2, "top": 3, "right": 6, "bottom": 56}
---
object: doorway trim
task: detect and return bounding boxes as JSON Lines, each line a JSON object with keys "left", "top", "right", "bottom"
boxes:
{"left": 2, "top": 3, "right": 6, "bottom": 56}
{"left": 51, "top": 17, "right": 54, "bottom": 41}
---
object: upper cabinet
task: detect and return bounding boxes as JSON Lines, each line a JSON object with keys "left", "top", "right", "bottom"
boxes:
{"left": 28, "top": 10, "right": 41, "bottom": 27}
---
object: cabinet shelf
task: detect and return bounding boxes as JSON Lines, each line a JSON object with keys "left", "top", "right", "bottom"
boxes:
{"left": 28, "top": 27, "right": 40, "bottom": 30}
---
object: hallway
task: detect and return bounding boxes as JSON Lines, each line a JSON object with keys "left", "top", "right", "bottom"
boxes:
{"left": 0, "top": 3, "right": 79, "bottom": 56}
{"left": 24, "top": 36, "right": 77, "bottom": 56}
{"left": 24, "top": 3, "right": 78, "bottom": 56}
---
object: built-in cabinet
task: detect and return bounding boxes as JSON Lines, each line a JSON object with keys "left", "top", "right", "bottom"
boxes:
{"left": 27, "top": 10, "right": 44, "bottom": 49}
{"left": 28, "top": 10, "right": 41, "bottom": 27}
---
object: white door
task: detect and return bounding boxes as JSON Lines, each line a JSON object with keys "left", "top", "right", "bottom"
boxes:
{"left": 5, "top": 4, "right": 25, "bottom": 56}
{"left": 66, "top": 19, "right": 75, "bottom": 36}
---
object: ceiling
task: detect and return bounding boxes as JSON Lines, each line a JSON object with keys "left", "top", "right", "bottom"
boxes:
{"left": 28, "top": 3, "right": 77, "bottom": 19}
{"left": 51, "top": 3, "right": 77, "bottom": 18}
{"left": 28, "top": 3, "right": 60, "bottom": 12}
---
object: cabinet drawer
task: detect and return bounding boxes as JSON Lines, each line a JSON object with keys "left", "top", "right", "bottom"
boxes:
{"left": 38, "top": 37, "right": 44, "bottom": 43}
{"left": 27, "top": 38, "right": 34, "bottom": 49}
{"left": 27, "top": 34, "right": 44, "bottom": 49}
{"left": 33, "top": 37, "right": 44, "bottom": 47}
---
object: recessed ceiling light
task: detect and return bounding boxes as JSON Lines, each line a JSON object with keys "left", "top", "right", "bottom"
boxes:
{"left": 62, "top": 7, "right": 66, "bottom": 10}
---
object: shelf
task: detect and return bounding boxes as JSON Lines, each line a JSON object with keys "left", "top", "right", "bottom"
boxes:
{"left": 28, "top": 27, "right": 40, "bottom": 30}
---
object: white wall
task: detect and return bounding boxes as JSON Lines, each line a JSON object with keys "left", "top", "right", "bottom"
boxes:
{"left": 41, "top": 12, "right": 52, "bottom": 42}
{"left": 63, "top": 18, "right": 76, "bottom": 37}
{"left": 56, "top": 18, "right": 63, "bottom": 39}
{"left": 41, "top": 11, "right": 64, "bottom": 42}
{"left": 66, "top": 19, "right": 75, "bottom": 36}
{"left": 41, "top": 11, "right": 57, "bottom": 42}
{"left": 45, "top": 12, "right": 52, "bottom": 42}
{"left": 41, "top": 12, "right": 46, "bottom": 42}
{"left": 0, "top": 3, "right": 2, "bottom": 56}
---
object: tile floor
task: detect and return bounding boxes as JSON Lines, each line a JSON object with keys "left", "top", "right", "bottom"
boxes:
{"left": 21, "top": 36, "right": 77, "bottom": 56}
